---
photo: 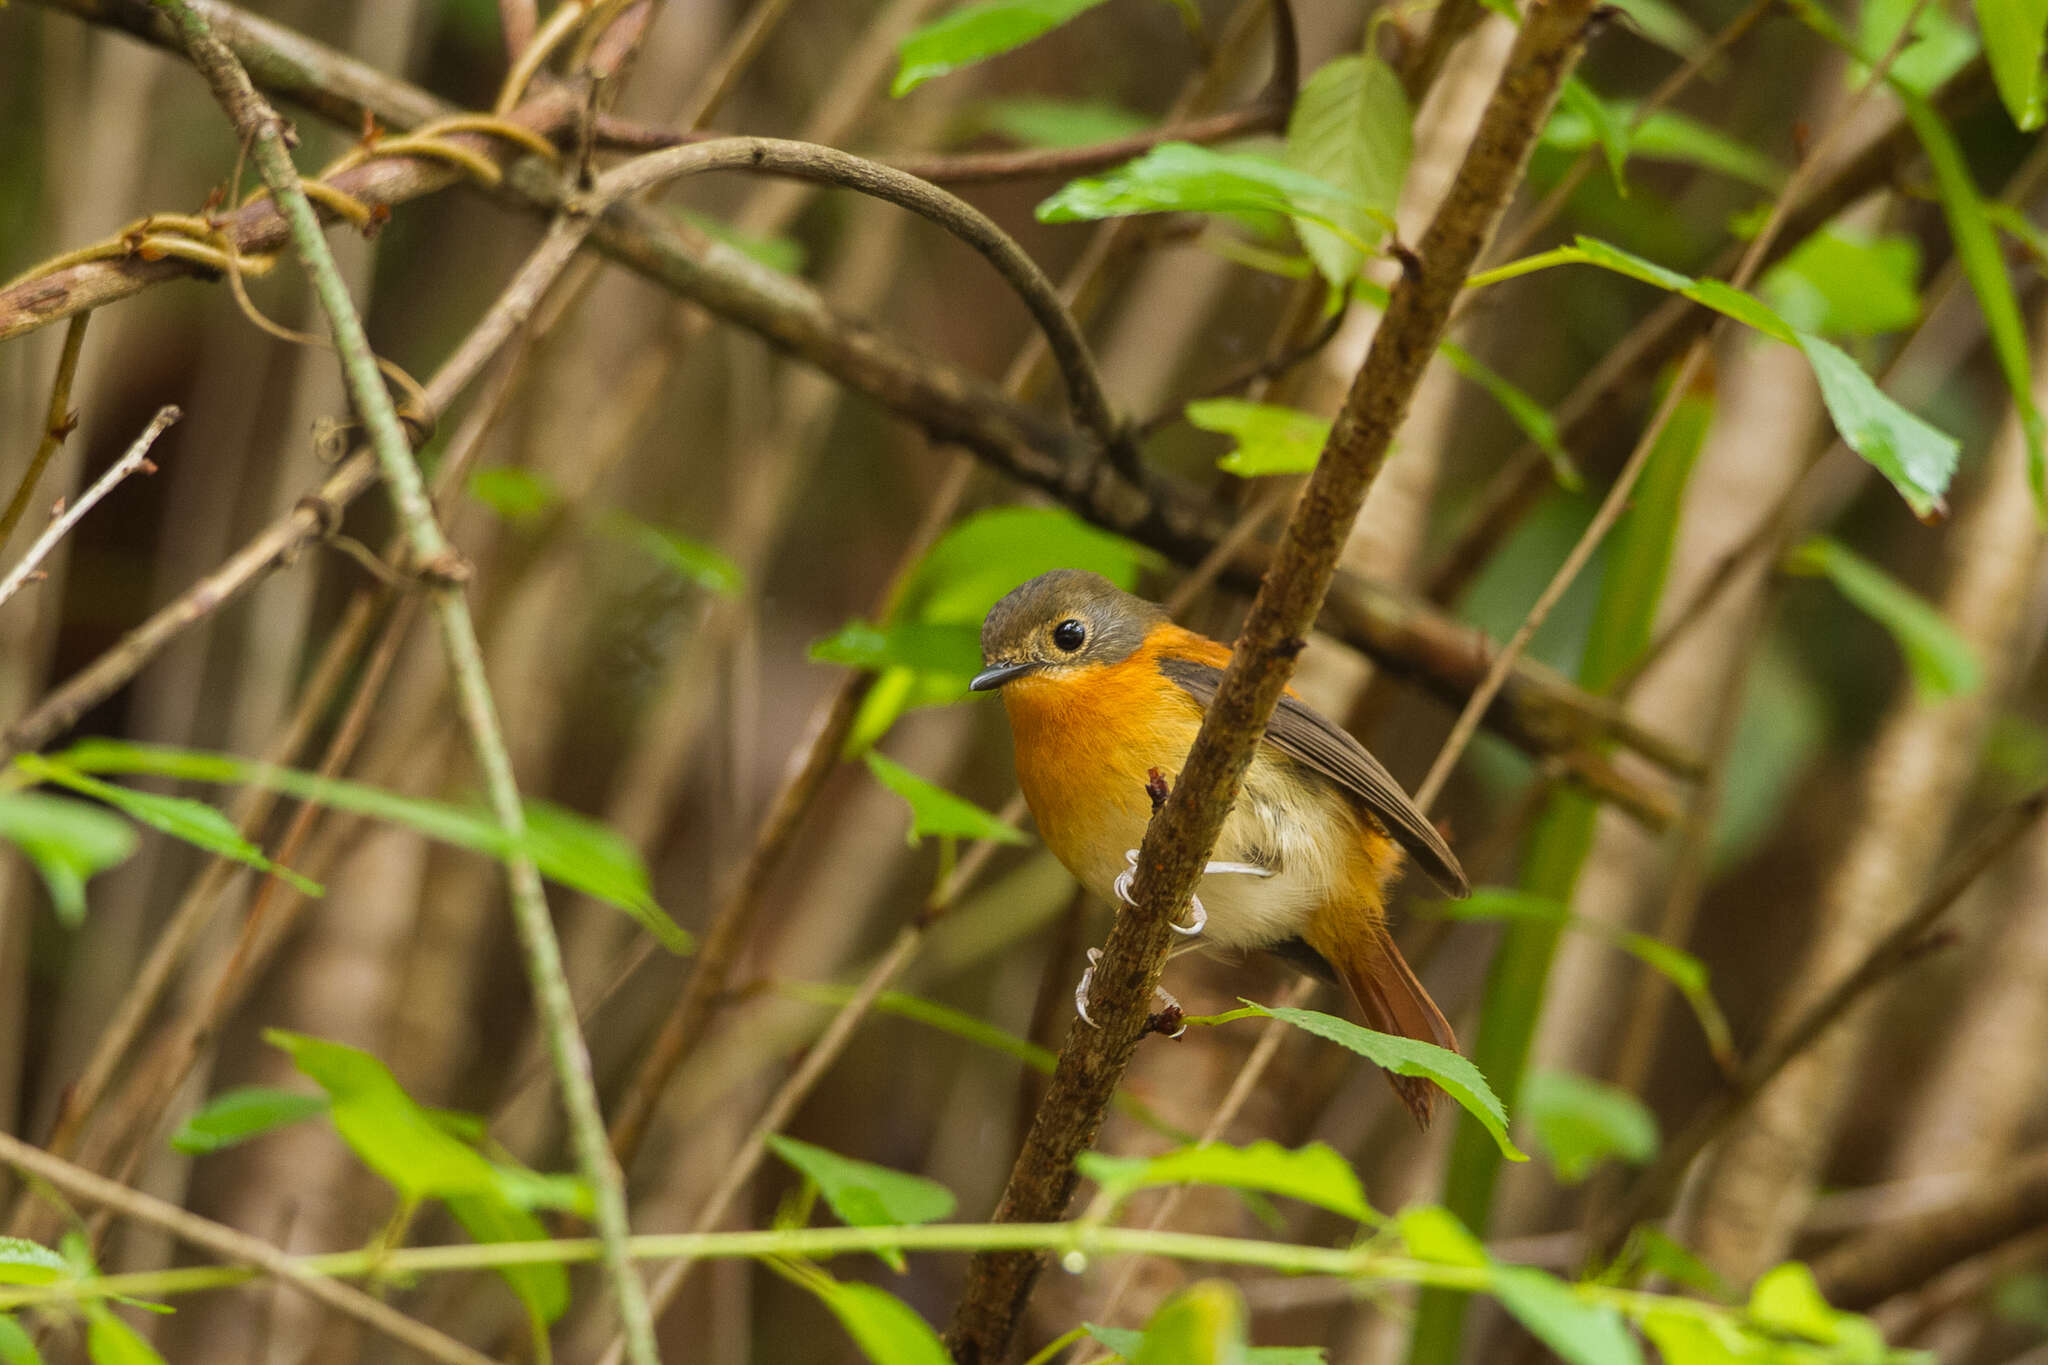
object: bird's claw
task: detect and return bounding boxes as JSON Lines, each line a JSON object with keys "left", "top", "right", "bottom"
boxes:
{"left": 1113, "top": 848, "right": 1273, "bottom": 938}
{"left": 1073, "top": 947, "right": 1187, "bottom": 1034}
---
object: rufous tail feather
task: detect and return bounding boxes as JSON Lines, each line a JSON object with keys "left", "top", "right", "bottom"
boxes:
{"left": 1314, "top": 921, "right": 1457, "bottom": 1128}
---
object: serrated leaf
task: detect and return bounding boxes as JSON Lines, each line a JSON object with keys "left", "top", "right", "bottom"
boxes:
{"left": 1285, "top": 54, "right": 1409, "bottom": 287}
{"left": 1748, "top": 1262, "right": 1888, "bottom": 1357}
{"left": 13, "top": 758, "right": 321, "bottom": 899}
{"left": 1241, "top": 1003, "right": 1525, "bottom": 1160}
{"left": 43, "top": 742, "right": 687, "bottom": 954}
{"left": 1186, "top": 398, "right": 1332, "bottom": 476}
{"left": 894, "top": 0, "right": 1110, "bottom": 95}
{"left": 170, "top": 1086, "right": 328, "bottom": 1155}
{"left": 1902, "top": 89, "right": 2045, "bottom": 505}
{"left": 0, "top": 791, "right": 137, "bottom": 927}
{"left": 1522, "top": 1070, "right": 1658, "bottom": 1184}
{"left": 1037, "top": 143, "right": 1371, "bottom": 248}
{"left": 1079, "top": 1138, "right": 1372, "bottom": 1222}
{"left": 1785, "top": 536, "right": 1981, "bottom": 699}
{"left": 0, "top": 1239, "right": 66, "bottom": 1287}
{"left": 467, "top": 468, "right": 559, "bottom": 525}
{"left": 862, "top": 752, "right": 1026, "bottom": 847}
{"left": 1762, "top": 230, "right": 1922, "bottom": 338}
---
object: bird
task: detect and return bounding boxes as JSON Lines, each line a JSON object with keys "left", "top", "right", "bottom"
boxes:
{"left": 970, "top": 568, "right": 1470, "bottom": 1125}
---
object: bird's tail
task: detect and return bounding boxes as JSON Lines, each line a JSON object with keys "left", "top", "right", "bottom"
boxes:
{"left": 1311, "top": 918, "right": 1457, "bottom": 1128}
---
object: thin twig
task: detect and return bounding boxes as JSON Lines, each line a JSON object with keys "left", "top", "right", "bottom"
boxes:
{"left": 0, "top": 1130, "right": 499, "bottom": 1365}
{"left": 884, "top": 102, "right": 1286, "bottom": 186}
{"left": 139, "top": 3, "right": 657, "bottom": 1359}
{"left": 0, "top": 405, "right": 176, "bottom": 610}
{"left": 0, "top": 312, "right": 91, "bottom": 556}
{"left": 944, "top": 2, "right": 1598, "bottom": 1356}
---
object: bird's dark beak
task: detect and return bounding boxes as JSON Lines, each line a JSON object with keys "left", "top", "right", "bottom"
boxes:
{"left": 970, "top": 660, "right": 1039, "bottom": 691}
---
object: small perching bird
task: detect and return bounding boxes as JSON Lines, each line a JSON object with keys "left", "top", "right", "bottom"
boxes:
{"left": 971, "top": 569, "right": 1469, "bottom": 1124}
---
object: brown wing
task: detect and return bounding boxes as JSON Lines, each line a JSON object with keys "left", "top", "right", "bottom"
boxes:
{"left": 1158, "top": 656, "right": 1469, "bottom": 897}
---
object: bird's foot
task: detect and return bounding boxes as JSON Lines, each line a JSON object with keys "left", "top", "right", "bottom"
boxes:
{"left": 1074, "top": 947, "right": 1186, "bottom": 1036}
{"left": 1112, "top": 848, "right": 1274, "bottom": 938}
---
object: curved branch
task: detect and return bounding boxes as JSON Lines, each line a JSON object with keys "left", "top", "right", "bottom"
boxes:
{"left": 590, "top": 137, "right": 1122, "bottom": 454}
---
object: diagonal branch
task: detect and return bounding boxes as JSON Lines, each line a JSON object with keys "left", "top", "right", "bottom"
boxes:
{"left": 942, "top": 1, "right": 1601, "bottom": 1358}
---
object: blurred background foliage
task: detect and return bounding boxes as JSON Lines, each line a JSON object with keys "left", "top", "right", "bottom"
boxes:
{"left": 0, "top": 0, "right": 2045, "bottom": 1361}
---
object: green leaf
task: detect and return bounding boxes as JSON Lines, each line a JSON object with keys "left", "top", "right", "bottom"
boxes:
{"left": 975, "top": 97, "right": 1149, "bottom": 148}
{"left": 0, "top": 1239, "right": 66, "bottom": 1287}
{"left": 1640, "top": 1310, "right": 1754, "bottom": 1365}
{"left": 862, "top": 752, "right": 1026, "bottom": 847}
{"left": 767, "top": 1135, "right": 956, "bottom": 1270}
{"left": 675, "top": 210, "right": 807, "bottom": 275}
{"left": 84, "top": 1307, "right": 165, "bottom": 1365}
{"left": 1037, "top": 143, "right": 1371, "bottom": 248}
{"left": 43, "top": 742, "right": 687, "bottom": 954}
{"left": 1185, "top": 399, "right": 1332, "bottom": 476}
{"left": 1747, "top": 1262, "right": 1888, "bottom": 1357}
{"left": 1558, "top": 77, "right": 1631, "bottom": 194}
{"left": 899, "top": 507, "right": 1156, "bottom": 625}
{"left": 1240, "top": 1003, "right": 1526, "bottom": 1160}
{"left": 170, "top": 1086, "right": 329, "bottom": 1155}
{"left": 13, "top": 757, "right": 321, "bottom": 899}
{"left": 1902, "top": 89, "right": 2046, "bottom": 505}
{"left": 1854, "top": 0, "right": 1981, "bottom": 95}
{"left": 1284, "top": 54, "right": 1410, "bottom": 287}
{"left": 1078, "top": 1139, "right": 1373, "bottom": 1223}
{"left": 1471, "top": 236, "right": 1959, "bottom": 516}
{"left": 1761, "top": 230, "right": 1922, "bottom": 337}
{"left": 266, "top": 1030, "right": 502, "bottom": 1201}
{"left": 1522, "top": 1070, "right": 1658, "bottom": 1184}
{"left": 1492, "top": 1266, "right": 1645, "bottom": 1365}
{"left": 1973, "top": 0, "right": 2048, "bottom": 127}
{"left": 601, "top": 515, "right": 744, "bottom": 596}
{"left": 799, "top": 1273, "right": 954, "bottom": 1365}
{"left": 1606, "top": 0, "right": 1709, "bottom": 58}
{"left": 1398, "top": 1205, "right": 1490, "bottom": 1267}
{"left": 1784, "top": 536, "right": 1982, "bottom": 700}
{"left": 894, "top": 0, "right": 1110, "bottom": 95}
{"left": 467, "top": 468, "right": 560, "bottom": 526}
{"left": 1131, "top": 1281, "right": 1250, "bottom": 1365}
{"left": 809, "top": 621, "right": 983, "bottom": 678}
{"left": 0, "top": 1314, "right": 43, "bottom": 1365}
{"left": 1611, "top": 1227, "right": 1735, "bottom": 1302}
{"left": 444, "top": 1193, "right": 570, "bottom": 1327}
{"left": 0, "top": 791, "right": 137, "bottom": 927}
{"left": 1438, "top": 342, "right": 1582, "bottom": 491}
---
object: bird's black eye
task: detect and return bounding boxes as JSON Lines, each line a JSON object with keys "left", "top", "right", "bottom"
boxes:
{"left": 1052, "top": 618, "right": 1086, "bottom": 652}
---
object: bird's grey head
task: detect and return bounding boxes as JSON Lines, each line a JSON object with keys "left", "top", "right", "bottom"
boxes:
{"left": 970, "top": 569, "right": 1165, "bottom": 691}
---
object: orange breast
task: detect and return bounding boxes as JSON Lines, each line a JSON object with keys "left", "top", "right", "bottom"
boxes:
{"left": 1000, "top": 631, "right": 1221, "bottom": 890}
